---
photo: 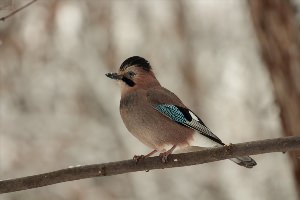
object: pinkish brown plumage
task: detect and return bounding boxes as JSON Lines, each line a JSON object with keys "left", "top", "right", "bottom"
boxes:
{"left": 106, "top": 56, "right": 257, "bottom": 168}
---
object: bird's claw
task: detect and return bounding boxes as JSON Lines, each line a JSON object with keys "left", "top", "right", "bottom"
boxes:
{"left": 225, "top": 143, "right": 233, "bottom": 152}
{"left": 159, "top": 152, "right": 169, "bottom": 163}
{"left": 133, "top": 155, "right": 145, "bottom": 164}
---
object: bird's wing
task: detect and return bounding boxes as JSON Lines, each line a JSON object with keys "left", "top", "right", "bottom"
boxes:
{"left": 146, "top": 87, "right": 224, "bottom": 145}
{"left": 153, "top": 104, "right": 224, "bottom": 145}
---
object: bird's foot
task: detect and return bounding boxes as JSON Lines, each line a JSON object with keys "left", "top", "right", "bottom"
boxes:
{"left": 225, "top": 143, "right": 233, "bottom": 152}
{"left": 159, "top": 145, "right": 176, "bottom": 163}
{"left": 159, "top": 152, "right": 170, "bottom": 163}
{"left": 133, "top": 150, "right": 158, "bottom": 164}
{"left": 133, "top": 155, "right": 145, "bottom": 164}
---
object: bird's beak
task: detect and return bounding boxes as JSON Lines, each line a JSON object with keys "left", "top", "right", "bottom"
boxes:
{"left": 105, "top": 72, "right": 123, "bottom": 80}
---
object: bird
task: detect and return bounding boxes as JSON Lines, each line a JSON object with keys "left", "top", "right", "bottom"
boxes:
{"left": 106, "top": 56, "right": 257, "bottom": 168}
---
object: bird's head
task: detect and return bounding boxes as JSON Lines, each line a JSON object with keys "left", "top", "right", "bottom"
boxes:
{"left": 106, "top": 56, "right": 160, "bottom": 92}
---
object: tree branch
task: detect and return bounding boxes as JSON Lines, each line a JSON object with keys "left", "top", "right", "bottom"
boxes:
{"left": 0, "top": 136, "right": 299, "bottom": 194}
{"left": 0, "top": 0, "right": 38, "bottom": 22}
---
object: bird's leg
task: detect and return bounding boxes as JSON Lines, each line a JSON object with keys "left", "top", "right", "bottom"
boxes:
{"left": 159, "top": 145, "right": 177, "bottom": 163}
{"left": 133, "top": 149, "right": 157, "bottom": 163}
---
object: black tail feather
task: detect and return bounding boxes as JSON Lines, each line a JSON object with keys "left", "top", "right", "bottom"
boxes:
{"left": 230, "top": 156, "right": 257, "bottom": 168}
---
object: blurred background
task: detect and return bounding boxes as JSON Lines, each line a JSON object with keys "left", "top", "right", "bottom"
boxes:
{"left": 1, "top": 0, "right": 300, "bottom": 199}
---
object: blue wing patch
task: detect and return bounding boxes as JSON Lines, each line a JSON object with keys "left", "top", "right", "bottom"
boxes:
{"left": 154, "top": 104, "right": 186, "bottom": 124}
{"left": 153, "top": 104, "right": 224, "bottom": 145}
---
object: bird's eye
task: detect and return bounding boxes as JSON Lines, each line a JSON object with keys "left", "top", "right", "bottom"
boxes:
{"left": 128, "top": 71, "right": 136, "bottom": 78}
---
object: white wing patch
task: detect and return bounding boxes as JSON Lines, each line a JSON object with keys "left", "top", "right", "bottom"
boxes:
{"left": 189, "top": 111, "right": 199, "bottom": 121}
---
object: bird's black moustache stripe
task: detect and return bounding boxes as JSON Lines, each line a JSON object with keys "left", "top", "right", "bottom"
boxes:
{"left": 122, "top": 77, "right": 135, "bottom": 87}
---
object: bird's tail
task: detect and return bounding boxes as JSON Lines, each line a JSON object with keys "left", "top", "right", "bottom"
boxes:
{"left": 230, "top": 156, "right": 257, "bottom": 168}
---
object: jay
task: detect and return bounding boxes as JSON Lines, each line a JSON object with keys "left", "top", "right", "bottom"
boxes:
{"left": 106, "top": 56, "right": 256, "bottom": 168}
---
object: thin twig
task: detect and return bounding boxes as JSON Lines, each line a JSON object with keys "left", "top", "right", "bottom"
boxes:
{"left": 0, "top": 0, "right": 38, "bottom": 22}
{"left": 0, "top": 136, "right": 300, "bottom": 194}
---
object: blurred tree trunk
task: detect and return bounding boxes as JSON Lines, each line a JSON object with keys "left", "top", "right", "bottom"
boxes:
{"left": 249, "top": 0, "right": 300, "bottom": 195}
